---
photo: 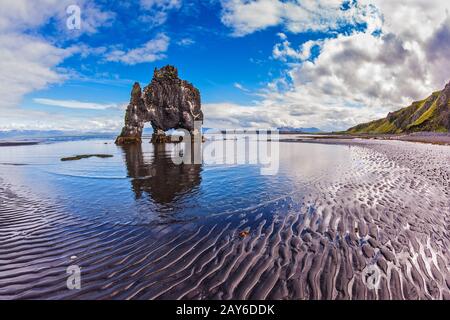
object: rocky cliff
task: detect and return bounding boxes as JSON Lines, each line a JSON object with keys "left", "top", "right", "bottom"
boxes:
{"left": 348, "top": 81, "right": 450, "bottom": 134}
{"left": 116, "top": 65, "right": 203, "bottom": 144}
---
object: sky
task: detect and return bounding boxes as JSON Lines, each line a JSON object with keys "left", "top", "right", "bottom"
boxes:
{"left": 1, "top": 0, "right": 450, "bottom": 132}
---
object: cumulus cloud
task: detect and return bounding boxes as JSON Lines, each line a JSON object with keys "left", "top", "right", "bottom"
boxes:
{"left": 203, "top": 101, "right": 382, "bottom": 131}
{"left": 0, "top": 0, "right": 114, "bottom": 35}
{"left": 424, "top": 16, "right": 450, "bottom": 87}
{"left": 139, "top": 0, "right": 182, "bottom": 27}
{"left": 0, "top": 34, "right": 70, "bottom": 109}
{"left": 273, "top": 38, "right": 319, "bottom": 62}
{"left": 0, "top": 1, "right": 179, "bottom": 131}
{"left": 0, "top": 107, "right": 123, "bottom": 131}
{"left": 367, "top": 0, "right": 449, "bottom": 41}
{"left": 285, "top": 32, "right": 431, "bottom": 109}
{"left": 75, "top": 2, "right": 116, "bottom": 34}
{"left": 274, "top": 3, "right": 450, "bottom": 129}
{"left": 221, "top": 0, "right": 382, "bottom": 36}
{"left": 140, "top": 0, "right": 181, "bottom": 10}
{"left": 217, "top": 0, "right": 450, "bottom": 131}
{"left": 0, "top": 1, "right": 177, "bottom": 131}
{"left": 105, "top": 33, "right": 170, "bottom": 65}
{"left": 0, "top": 0, "right": 115, "bottom": 111}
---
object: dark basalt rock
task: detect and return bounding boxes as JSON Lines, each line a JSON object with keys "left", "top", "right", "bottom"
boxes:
{"left": 150, "top": 133, "right": 183, "bottom": 143}
{"left": 116, "top": 65, "right": 203, "bottom": 144}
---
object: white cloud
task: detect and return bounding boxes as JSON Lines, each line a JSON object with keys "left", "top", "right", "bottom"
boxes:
{"left": 105, "top": 33, "right": 170, "bottom": 65}
{"left": 34, "top": 98, "right": 126, "bottom": 110}
{"left": 0, "top": 107, "right": 123, "bottom": 132}
{"left": 277, "top": 32, "right": 287, "bottom": 40}
{"left": 0, "top": 34, "right": 70, "bottom": 109}
{"left": 233, "top": 83, "right": 250, "bottom": 92}
{"left": 0, "top": 0, "right": 115, "bottom": 111}
{"left": 273, "top": 38, "right": 319, "bottom": 62}
{"left": 285, "top": 32, "right": 432, "bottom": 109}
{"left": 140, "top": 0, "right": 181, "bottom": 10}
{"left": 203, "top": 101, "right": 381, "bottom": 131}
{"left": 76, "top": 2, "right": 116, "bottom": 34}
{"left": 366, "top": 0, "right": 449, "bottom": 41}
{"left": 221, "top": 0, "right": 283, "bottom": 36}
{"left": 138, "top": 0, "right": 182, "bottom": 27}
{"left": 177, "top": 38, "right": 195, "bottom": 46}
{"left": 217, "top": 0, "right": 450, "bottom": 131}
{"left": 0, "top": 0, "right": 114, "bottom": 35}
{"left": 272, "top": 2, "right": 450, "bottom": 130}
{"left": 0, "top": 1, "right": 172, "bottom": 132}
{"left": 221, "top": 0, "right": 381, "bottom": 36}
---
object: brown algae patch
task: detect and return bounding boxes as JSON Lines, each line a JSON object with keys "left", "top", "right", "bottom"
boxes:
{"left": 61, "top": 154, "right": 113, "bottom": 161}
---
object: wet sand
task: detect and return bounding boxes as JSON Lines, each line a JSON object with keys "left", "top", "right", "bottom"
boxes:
{"left": 393, "top": 132, "right": 450, "bottom": 145}
{"left": 284, "top": 132, "right": 450, "bottom": 146}
{"left": 0, "top": 139, "right": 449, "bottom": 300}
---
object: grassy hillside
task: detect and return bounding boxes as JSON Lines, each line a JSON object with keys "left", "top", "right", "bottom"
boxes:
{"left": 347, "top": 82, "right": 450, "bottom": 134}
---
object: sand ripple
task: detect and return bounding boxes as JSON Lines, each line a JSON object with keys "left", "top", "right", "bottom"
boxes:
{"left": 0, "top": 141, "right": 449, "bottom": 300}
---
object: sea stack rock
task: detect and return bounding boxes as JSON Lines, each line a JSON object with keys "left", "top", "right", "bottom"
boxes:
{"left": 116, "top": 65, "right": 203, "bottom": 144}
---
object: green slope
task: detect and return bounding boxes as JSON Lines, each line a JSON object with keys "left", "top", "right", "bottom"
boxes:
{"left": 347, "top": 82, "right": 450, "bottom": 134}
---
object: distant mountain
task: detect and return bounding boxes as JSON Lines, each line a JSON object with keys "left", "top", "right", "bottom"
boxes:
{"left": 278, "top": 127, "right": 322, "bottom": 133}
{"left": 348, "top": 81, "right": 450, "bottom": 134}
{"left": 0, "top": 130, "right": 64, "bottom": 138}
{"left": 0, "top": 130, "right": 115, "bottom": 140}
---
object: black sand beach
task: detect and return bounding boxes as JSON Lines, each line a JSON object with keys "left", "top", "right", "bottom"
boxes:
{"left": 0, "top": 139, "right": 449, "bottom": 300}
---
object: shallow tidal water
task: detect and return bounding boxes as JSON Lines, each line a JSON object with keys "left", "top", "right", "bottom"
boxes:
{"left": 0, "top": 137, "right": 449, "bottom": 300}
{"left": 0, "top": 138, "right": 352, "bottom": 225}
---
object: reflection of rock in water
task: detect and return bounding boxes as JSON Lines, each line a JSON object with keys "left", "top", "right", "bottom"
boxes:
{"left": 121, "top": 143, "right": 202, "bottom": 204}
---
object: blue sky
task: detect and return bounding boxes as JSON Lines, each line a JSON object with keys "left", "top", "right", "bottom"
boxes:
{"left": 1, "top": 0, "right": 450, "bottom": 132}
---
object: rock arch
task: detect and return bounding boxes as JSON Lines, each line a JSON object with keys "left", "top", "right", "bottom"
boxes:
{"left": 115, "top": 65, "right": 203, "bottom": 144}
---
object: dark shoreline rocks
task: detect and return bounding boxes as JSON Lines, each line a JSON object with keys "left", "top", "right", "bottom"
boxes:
{"left": 0, "top": 141, "right": 40, "bottom": 147}
{"left": 61, "top": 154, "right": 113, "bottom": 161}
